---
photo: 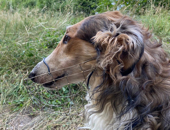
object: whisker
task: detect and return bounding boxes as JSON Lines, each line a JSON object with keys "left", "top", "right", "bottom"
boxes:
{"left": 25, "top": 58, "right": 96, "bottom": 81}
{"left": 25, "top": 68, "right": 94, "bottom": 86}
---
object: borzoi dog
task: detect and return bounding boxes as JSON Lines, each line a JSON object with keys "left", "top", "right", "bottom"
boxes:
{"left": 29, "top": 11, "right": 170, "bottom": 130}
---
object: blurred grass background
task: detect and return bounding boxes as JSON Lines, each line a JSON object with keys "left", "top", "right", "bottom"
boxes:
{"left": 0, "top": 0, "right": 170, "bottom": 129}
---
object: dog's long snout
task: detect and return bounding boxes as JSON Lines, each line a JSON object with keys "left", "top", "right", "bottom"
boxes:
{"left": 28, "top": 72, "right": 36, "bottom": 82}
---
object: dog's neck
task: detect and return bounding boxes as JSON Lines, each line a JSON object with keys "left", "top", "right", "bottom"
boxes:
{"left": 84, "top": 68, "right": 137, "bottom": 130}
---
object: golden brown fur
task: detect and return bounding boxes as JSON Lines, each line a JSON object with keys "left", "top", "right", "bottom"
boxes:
{"left": 29, "top": 11, "right": 170, "bottom": 129}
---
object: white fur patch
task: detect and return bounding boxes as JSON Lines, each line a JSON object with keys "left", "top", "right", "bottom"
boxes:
{"left": 81, "top": 93, "right": 137, "bottom": 130}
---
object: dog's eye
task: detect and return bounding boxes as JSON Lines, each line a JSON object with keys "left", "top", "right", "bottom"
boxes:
{"left": 63, "top": 35, "right": 70, "bottom": 44}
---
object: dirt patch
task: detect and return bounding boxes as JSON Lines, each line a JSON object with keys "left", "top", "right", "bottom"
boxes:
{"left": 0, "top": 106, "right": 86, "bottom": 130}
{"left": 7, "top": 115, "right": 32, "bottom": 130}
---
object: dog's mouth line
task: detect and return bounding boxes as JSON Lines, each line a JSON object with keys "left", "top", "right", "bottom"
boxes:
{"left": 43, "top": 73, "right": 65, "bottom": 87}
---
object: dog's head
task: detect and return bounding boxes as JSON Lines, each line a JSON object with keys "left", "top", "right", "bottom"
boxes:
{"left": 29, "top": 11, "right": 148, "bottom": 89}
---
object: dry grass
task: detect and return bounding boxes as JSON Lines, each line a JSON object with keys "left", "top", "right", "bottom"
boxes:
{"left": 0, "top": 104, "right": 85, "bottom": 129}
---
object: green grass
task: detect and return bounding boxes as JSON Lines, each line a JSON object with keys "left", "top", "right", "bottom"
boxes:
{"left": 0, "top": 9, "right": 86, "bottom": 129}
{"left": 138, "top": 7, "right": 170, "bottom": 42}
{"left": 0, "top": 5, "right": 170, "bottom": 129}
{"left": 137, "top": 6, "right": 170, "bottom": 53}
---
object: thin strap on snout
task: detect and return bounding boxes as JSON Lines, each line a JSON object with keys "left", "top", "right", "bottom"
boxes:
{"left": 43, "top": 58, "right": 52, "bottom": 76}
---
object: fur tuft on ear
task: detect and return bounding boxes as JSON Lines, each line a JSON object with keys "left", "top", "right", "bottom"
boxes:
{"left": 93, "top": 22, "right": 145, "bottom": 77}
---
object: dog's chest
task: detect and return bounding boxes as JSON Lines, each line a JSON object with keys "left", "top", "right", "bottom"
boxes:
{"left": 83, "top": 93, "right": 137, "bottom": 130}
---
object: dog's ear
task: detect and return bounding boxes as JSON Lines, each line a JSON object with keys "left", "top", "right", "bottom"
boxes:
{"left": 93, "top": 28, "right": 144, "bottom": 77}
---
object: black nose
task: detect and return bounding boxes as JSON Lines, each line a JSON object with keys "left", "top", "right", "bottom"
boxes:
{"left": 28, "top": 72, "right": 36, "bottom": 82}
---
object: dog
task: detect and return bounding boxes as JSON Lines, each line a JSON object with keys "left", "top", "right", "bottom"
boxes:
{"left": 29, "top": 11, "right": 170, "bottom": 130}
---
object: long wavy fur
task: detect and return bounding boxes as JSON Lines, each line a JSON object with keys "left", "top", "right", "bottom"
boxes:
{"left": 77, "top": 11, "right": 170, "bottom": 130}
